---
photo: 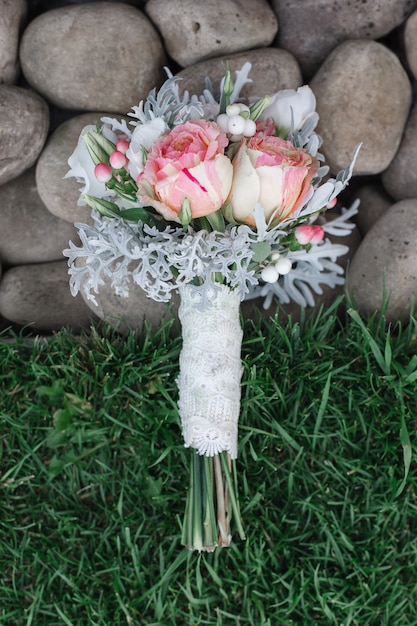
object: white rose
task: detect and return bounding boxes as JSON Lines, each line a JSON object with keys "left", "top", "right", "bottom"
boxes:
{"left": 260, "top": 85, "right": 317, "bottom": 136}
{"left": 126, "top": 117, "right": 168, "bottom": 179}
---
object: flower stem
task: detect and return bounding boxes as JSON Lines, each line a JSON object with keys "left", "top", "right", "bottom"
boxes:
{"left": 214, "top": 454, "right": 230, "bottom": 546}
{"left": 181, "top": 450, "right": 245, "bottom": 551}
{"left": 220, "top": 451, "right": 246, "bottom": 541}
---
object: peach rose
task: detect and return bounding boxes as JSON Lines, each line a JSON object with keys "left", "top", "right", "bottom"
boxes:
{"left": 228, "top": 134, "right": 319, "bottom": 226}
{"left": 137, "top": 120, "right": 233, "bottom": 223}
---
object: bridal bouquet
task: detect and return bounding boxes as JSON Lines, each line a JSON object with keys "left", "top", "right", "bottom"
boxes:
{"left": 64, "top": 63, "right": 360, "bottom": 552}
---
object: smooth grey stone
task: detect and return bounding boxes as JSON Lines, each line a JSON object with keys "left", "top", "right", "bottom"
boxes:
{"left": 36, "top": 112, "right": 118, "bottom": 224}
{"left": 0, "top": 85, "right": 49, "bottom": 186}
{"left": 0, "top": 168, "right": 79, "bottom": 265}
{"left": 382, "top": 103, "right": 417, "bottom": 201}
{"left": 404, "top": 10, "right": 417, "bottom": 80}
{"left": 79, "top": 274, "right": 179, "bottom": 335}
{"left": 271, "top": 0, "right": 417, "bottom": 79}
{"left": 19, "top": 2, "right": 167, "bottom": 112}
{"left": 347, "top": 199, "right": 417, "bottom": 323}
{"left": 0, "top": 260, "right": 96, "bottom": 332}
{"left": 311, "top": 40, "right": 412, "bottom": 175}
{"left": 176, "top": 48, "right": 302, "bottom": 100}
{"left": 355, "top": 183, "right": 393, "bottom": 236}
{"left": 0, "top": 0, "right": 27, "bottom": 83}
{"left": 146, "top": 0, "right": 278, "bottom": 67}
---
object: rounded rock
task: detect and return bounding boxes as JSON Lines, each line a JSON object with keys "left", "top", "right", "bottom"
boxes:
{"left": 79, "top": 275, "right": 179, "bottom": 335}
{"left": 146, "top": 0, "right": 278, "bottom": 67}
{"left": 404, "top": 10, "right": 417, "bottom": 80}
{"left": 0, "top": 168, "right": 80, "bottom": 265}
{"left": 381, "top": 103, "right": 417, "bottom": 201}
{"left": 271, "top": 0, "right": 417, "bottom": 79}
{"left": 36, "top": 112, "right": 119, "bottom": 224}
{"left": 311, "top": 40, "right": 412, "bottom": 175}
{"left": 176, "top": 48, "right": 302, "bottom": 100}
{"left": 0, "top": 260, "right": 96, "bottom": 332}
{"left": 0, "top": 0, "right": 27, "bottom": 84}
{"left": 0, "top": 85, "right": 49, "bottom": 186}
{"left": 355, "top": 183, "right": 393, "bottom": 235}
{"left": 19, "top": 3, "right": 167, "bottom": 112}
{"left": 347, "top": 199, "right": 417, "bottom": 323}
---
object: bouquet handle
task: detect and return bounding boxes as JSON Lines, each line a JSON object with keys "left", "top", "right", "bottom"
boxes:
{"left": 177, "top": 284, "right": 245, "bottom": 551}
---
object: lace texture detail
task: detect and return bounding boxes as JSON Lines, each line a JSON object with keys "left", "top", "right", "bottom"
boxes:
{"left": 177, "top": 284, "right": 243, "bottom": 458}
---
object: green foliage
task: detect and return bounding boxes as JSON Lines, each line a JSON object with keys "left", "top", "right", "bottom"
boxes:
{"left": 1, "top": 303, "right": 416, "bottom": 625}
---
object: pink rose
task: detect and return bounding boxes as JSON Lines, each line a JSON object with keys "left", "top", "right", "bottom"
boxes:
{"left": 137, "top": 120, "right": 233, "bottom": 223}
{"left": 294, "top": 224, "right": 324, "bottom": 245}
{"left": 228, "top": 134, "right": 319, "bottom": 226}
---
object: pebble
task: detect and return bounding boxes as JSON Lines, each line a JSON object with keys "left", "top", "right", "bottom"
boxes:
{"left": 0, "top": 168, "right": 79, "bottom": 265}
{"left": 271, "top": 0, "right": 417, "bottom": 79}
{"left": 19, "top": 2, "right": 167, "bottom": 112}
{"left": 176, "top": 48, "right": 302, "bottom": 100}
{"left": 36, "top": 112, "right": 118, "bottom": 224}
{"left": 0, "top": 85, "right": 49, "bottom": 186}
{"left": 347, "top": 199, "right": 417, "bottom": 324}
{"left": 145, "top": 0, "right": 278, "bottom": 67}
{"left": 79, "top": 275, "right": 180, "bottom": 335}
{"left": 355, "top": 183, "right": 393, "bottom": 236}
{"left": 381, "top": 103, "right": 417, "bottom": 201}
{"left": 0, "top": 260, "right": 96, "bottom": 332}
{"left": 0, "top": 0, "right": 27, "bottom": 84}
{"left": 311, "top": 40, "right": 412, "bottom": 175}
{"left": 404, "top": 9, "right": 417, "bottom": 80}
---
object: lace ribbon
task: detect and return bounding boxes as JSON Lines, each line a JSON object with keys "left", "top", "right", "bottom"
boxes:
{"left": 177, "top": 284, "right": 243, "bottom": 458}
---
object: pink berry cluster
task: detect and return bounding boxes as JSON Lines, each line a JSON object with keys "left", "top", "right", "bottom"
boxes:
{"left": 94, "top": 139, "right": 134, "bottom": 190}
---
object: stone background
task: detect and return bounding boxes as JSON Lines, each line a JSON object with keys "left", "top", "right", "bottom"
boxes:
{"left": 1, "top": 0, "right": 417, "bottom": 334}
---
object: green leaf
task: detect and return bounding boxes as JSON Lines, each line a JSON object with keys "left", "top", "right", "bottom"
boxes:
{"left": 36, "top": 380, "right": 65, "bottom": 404}
{"left": 53, "top": 407, "right": 73, "bottom": 431}
{"left": 221, "top": 201, "right": 238, "bottom": 225}
{"left": 205, "top": 209, "right": 225, "bottom": 233}
{"left": 395, "top": 411, "right": 412, "bottom": 497}
{"left": 251, "top": 241, "right": 272, "bottom": 264}
{"left": 312, "top": 371, "right": 331, "bottom": 452}
{"left": 82, "top": 195, "right": 121, "bottom": 218}
{"left": 347, "top": 308, "right": 390, "bottom": 375}
{"left": 118, "top": 207, "right": 156, "bottom": 224}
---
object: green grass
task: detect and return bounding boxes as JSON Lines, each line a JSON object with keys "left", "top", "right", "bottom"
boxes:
{"left": 1, "top": 298, "right": 417, "bottom": 625}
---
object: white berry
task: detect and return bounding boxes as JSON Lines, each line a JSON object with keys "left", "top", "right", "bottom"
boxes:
{"left": 227, "top": 115, "right": 246, "bottom": 135}
{"left": 226, "top": 103, "right": 241, "bottom": 116}
{"left": 275, "top": 257, "right": 292, "bottom": 274}
{"left": 261, "top": 265, "right": 279, "bottom": 283}
{"left": 243, "top": 119, "right": 256, "bottom": 137}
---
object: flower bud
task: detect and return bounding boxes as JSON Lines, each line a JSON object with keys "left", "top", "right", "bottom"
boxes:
{"left": 326, "top": 197, "right": 337, "bottom": 209}
{"left": 222, "top": 69, "right": 234, "bottom": 98}
{"left": 294, "top": 224, "right": 324, "bottom": 245}
{"left": 116, "top": 139, "right": 130, "bottom": 155}
{"left": 249, "top": 96, "right": 272, "bottom": 121}
{"left": 109, "top": 150, "right": 127, "bottom": 169}
{"left": 94, "top": 162, "right": 112, "bottom": 183}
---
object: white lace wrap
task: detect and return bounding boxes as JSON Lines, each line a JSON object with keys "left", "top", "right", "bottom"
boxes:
{"left": 177, "top": 284, "right": 243, "bottom": 459}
